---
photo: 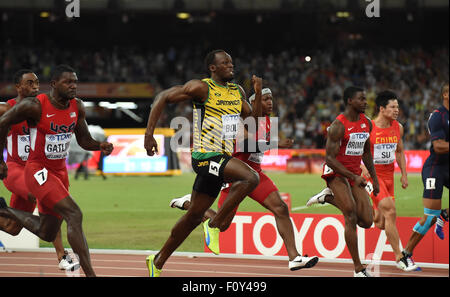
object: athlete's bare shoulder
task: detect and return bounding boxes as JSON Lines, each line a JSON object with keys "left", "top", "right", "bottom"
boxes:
{"left": 328, "top": 118, "right": 345, "bottom": 141}
{"left": 164, "top": 79, "right": 209, "bottom": 104}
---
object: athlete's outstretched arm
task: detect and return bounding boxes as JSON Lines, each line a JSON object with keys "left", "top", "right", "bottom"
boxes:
{"left": 0, "top": 97, "right": 41, "bottom": 179}
{"left": 0, "top": 104, "right": 11, "bottom": 151}
{"left": 362, "top": 135, "right": 380, "bottom": 196}
{"left": 144, "top": 79, "right": 208, "bottom": 156}
{"left": 74, "top": 99, "right": 113, "bottom": 155}
{"left": 237, "top": 85, "right": 252, "bottom": 120}
{"left": 325, "top": 120, "right": 366, "bottom": 187}
{"left": 395, "top": 123, "right": 408, "bottom": 189}
{"left": 249, "top": 75, "right": 263, "bottom": 119}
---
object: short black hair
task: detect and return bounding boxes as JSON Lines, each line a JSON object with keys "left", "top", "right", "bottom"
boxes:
{"left": 342, "top": 86, "right": 364, "bottom": 105}
{"left": 441, "top": 82, "right": 449, "bottom": 99}
{"left": 13, "top": 69, "right": 34, "bottom": 84}
{"left": 204, "top": 49, "right": 226, "bottom": 75}
{"left": 51, "top": 64, "right": 76, "bottom": 81}
{"left": 375, "top": 90, "right": 398, "bottom": 113}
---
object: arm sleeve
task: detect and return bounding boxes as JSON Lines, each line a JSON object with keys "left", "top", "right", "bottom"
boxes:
{"left": 428, "top": 111, "right": 446, "bottom": 141}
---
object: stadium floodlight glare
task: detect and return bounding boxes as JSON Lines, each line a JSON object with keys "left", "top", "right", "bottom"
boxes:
{"left": 176, "top": 12, "right": 191, "bottom": 20}
{"left": 98, "top": 101, "right": 138, "bottom": 110}
{"left": 40, "top": 11, "right": 50, "bottom": 18}
{"left": 336, "top": 11, "right": 350, "bottom": 18}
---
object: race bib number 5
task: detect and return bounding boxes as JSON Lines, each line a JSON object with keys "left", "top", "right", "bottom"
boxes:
{"left": 33, "top": 168, "right": 48, "bottom": 186}
{"left": 209, "top": 161, "right": 221, "bottom": 177}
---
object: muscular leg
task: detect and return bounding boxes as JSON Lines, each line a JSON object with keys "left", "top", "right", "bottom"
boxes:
{"left": 154, "top": 190, "right": 215, "bottom": 269}
{"left": 182, "top": 200, "right": 217, "bottom": 223}
{"left": 263, "top": 191, "right": 299, "bottom": 261}
{"left": 0, "top": 207, "right": 62, "bottom": 242}
{"left": 0, "top": 206, "right": 66, "bottom": 262}
{"left": 373, "top": 208, "right": 385, "bottom": 230}
{"left": 208, "top": 159, "right": 259, "bottom": 229}
{"left": 350, "top": 184, "right": 373, "bottom": 229}
{"left": 327, "top": 176, "right": 364, "bottom": 273}
{"left": 52, "top": 229, "right": 67, "bottom": 261}
{"left": 53, "top": 195, "right": 95, "bottom": 277}
{"left": 404, "top": 198, "right": 441, "bottom": 255}
{"left": 377, "top": 197, "right": 403, "bottom": 261}
{"left": 0, "top": 217, "right": 23, "bottom": 236}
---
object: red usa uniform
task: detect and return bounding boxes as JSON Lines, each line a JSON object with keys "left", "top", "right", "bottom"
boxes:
{"left": 2, "top": 99, "right": 35, "bottom": 212}
{"left": 24, "top": 93, "right": 79, "bottom": 218}
{"left": 218, "top": 116, "right": 278, "bottom": 211}
{"left": 322, "top": 113, "right": 371, "bottom": 186}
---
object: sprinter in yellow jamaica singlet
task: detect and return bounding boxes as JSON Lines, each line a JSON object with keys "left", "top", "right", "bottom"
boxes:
{"left": 144, "top": 49, "right": 263, "bottom": 277}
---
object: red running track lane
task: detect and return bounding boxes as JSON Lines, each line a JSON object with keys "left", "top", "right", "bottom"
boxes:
{"left": 0, "top": 251, "right": 448, "bottom": 277}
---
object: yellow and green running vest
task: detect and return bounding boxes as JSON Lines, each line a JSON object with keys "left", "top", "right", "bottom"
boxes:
{"left": 192, "top": 78, "right": 243, "bottom": 160}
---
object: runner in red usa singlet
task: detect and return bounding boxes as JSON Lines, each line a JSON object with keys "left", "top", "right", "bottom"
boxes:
{"left": 0, "top": 64, "right": 114, "bottom": 277}
{"left": 321, "top": 113, "right": 371, "bottom": 186}
{"left": 24, "top": 93, "right": 78, "bottom": 218}
{"left": 306, "top": 86, "right": 379, "bottom": 277}
{"left": 3, "top": 98, "right": 33, "bottom": 211}
{"left": 0, "top": 70, "right": 78, "bottom": 270}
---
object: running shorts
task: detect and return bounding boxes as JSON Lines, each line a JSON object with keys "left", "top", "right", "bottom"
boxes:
{"left": 24, "top": 162, "right": 69, "bottom": 219}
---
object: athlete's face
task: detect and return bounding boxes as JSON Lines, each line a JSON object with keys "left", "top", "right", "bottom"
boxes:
{"left": 54, "top": 72, "right": 78, "bottom": 99}
{"left": 260, "top": 93, "right": 273, "bottom": 116}
{"left": 380, "top": 99, "right": 399, "bottom": 121}
{"left": 16, "top": 73, "right": 39, "bottom": 97}
{"left": 348, "top": 91, "right": 367, "bottom": 113}
{"left": 443, "top": 85, "right": 449, "bottom": 103}
{"left": 211, "top": 52, "right": 234, "bottom": 82}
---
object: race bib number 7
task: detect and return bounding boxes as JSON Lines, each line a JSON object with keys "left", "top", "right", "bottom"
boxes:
{"left": 33, "top": 168, "right": 48, "bottom": 186}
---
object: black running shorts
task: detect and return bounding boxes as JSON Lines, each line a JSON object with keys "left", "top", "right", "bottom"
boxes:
{"left": 192, "top": 154, "right": 232, "bottom": 198}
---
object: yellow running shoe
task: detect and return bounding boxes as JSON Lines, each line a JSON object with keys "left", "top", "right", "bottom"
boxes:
{"left": 203, "top": 218, "right": 220, "bottom": 255}
{"left": 145, "top": 254, "right": 162, "bottom": 277}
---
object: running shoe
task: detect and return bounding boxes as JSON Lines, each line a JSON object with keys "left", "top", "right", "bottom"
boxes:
{"left": 354, "top": 268, "right": 372, "bottom": 277}
{"left": 396, "top": 255, "right": 418, "bottom": 272}
{"left": 203, "top": 218, "right": 220, "bottom": 255}
{"left": 169, "top": 194, "right": 191, "bottom": 210}
{"left": 145, "top": 254, "right": 162, "bottom": 277}
{"left": 435, "top": 210, "right": 448, "bottom": 240}
{"left": 289, "top": 255, "right": 319, "bottom": 271}
{"left": 58, "top": 251, "right": 80, "bottom": 271}
{"left": 402, "top": 251, "right": 420, "bottom": 271}
{"left": 306, "top": 188, "right": 333, "bottom": 207}
{"left": 435, "top": 218, "right": 445, "bottom": 240}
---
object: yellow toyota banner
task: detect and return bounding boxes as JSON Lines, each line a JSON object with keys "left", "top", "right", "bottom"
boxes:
{"left": 0, "top": 82, "right": 154, "bottom": 98}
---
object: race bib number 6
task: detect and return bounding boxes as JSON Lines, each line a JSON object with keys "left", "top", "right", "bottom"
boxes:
{"left": 33, "top": 168, "right": 48, "bottom": 186}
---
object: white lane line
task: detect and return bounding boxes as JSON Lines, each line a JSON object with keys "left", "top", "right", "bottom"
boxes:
{"left": 0, "top": 262, "right": 443, "bottom": 277}
{"left": 292, "top": 203, "right": 330, "bottom": 211}
{"left": 0, "top": 270, "right": 136, "bottom": 277}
